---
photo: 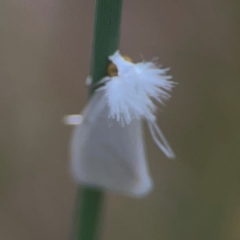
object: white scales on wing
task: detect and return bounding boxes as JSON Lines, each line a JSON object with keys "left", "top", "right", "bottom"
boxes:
{"left": 70, "top": 89, "right": 152, "bottom": 197}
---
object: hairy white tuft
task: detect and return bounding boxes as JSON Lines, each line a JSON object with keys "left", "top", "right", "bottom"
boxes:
{"left": 102, "top": 51, "right": 175, "bottom": 126}
{"left": 100, "top": 51, "right": 176, "bottom": 158}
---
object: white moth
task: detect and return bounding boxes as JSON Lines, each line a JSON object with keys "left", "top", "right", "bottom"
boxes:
{"left": 67, "top": 50, "right": 175, "bottom": 197}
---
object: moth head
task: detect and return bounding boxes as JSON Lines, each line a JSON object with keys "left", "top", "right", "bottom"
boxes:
{"left": 107, "top": 55, "right": 133, "bottom": 76}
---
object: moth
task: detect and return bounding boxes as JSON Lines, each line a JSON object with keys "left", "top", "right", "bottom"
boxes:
{"left": 65, "top": 51, "right": 175, "bottom": 197}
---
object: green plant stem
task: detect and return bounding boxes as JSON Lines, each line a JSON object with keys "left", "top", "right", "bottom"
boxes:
{"left": 91, "top": 0, "right": 123, "bottom": 85}
{"left": 73, "top": 1, "right": 123, "bottom": 240}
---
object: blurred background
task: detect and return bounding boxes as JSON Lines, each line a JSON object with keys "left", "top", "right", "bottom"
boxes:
{"left": 1, "top": 0, "right": 240, "bottom": 239}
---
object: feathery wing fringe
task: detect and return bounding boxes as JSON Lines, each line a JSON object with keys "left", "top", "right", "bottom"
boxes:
{"left": 101, "top": 51, "right": 176, "bottom": 158}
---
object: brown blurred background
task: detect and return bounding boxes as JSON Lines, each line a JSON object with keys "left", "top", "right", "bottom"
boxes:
{"left": 1, "top": 0, "right": 240, "bottom": 239}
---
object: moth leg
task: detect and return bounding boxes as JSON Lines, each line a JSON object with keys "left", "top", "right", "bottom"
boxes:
{"left": 93, "top": 77, "right": 111, "bottom": 91}
{"left": 148, "top": 121, "right": 175, "bottom": 159}
{"left": 62, "top": 114, "right": 83, "bottom": 125}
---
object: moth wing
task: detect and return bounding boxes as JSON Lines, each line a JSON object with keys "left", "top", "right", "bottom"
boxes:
{"left": 70, "top": 90, "right": 152, "bottom": 197}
